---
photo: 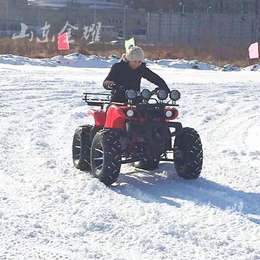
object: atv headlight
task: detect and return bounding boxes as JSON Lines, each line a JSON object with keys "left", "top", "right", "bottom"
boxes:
{"left": 126, "top": 110, "right": 134, "bottom": 117}
{"left": 141, "top": 89, "right": 151, "bottom": 100}
{"left": 125, "top": 89, "right": 137, "bottom": 100}
{"left": 157, "top": 90, "right": 168, "bottom": 100}
{"left": 165, "top": 110, "right": 173, "bottom": 118}
{"left": 170, "top": 90, "right": 181, "bottom": 101}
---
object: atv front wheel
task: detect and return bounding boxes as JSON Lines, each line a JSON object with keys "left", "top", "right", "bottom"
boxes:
{"left": 91, "top": 130, "right": 121, "bottom": 185}
{"left": 72, "top": 126, "right": 92, "bottom": 170}
{"left": 174, "top": 127, "right": 203, "bottom": 179}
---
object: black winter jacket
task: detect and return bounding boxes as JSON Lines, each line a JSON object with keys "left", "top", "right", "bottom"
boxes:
{"left": 103, "top": 60, "right": 170, "bottom": 102}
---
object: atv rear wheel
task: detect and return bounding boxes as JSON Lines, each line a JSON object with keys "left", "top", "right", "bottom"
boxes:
{"left": 72, "top": 126, "right": 92, "bottom": 170}
{"left": 174, "top": 127, "right": 203, "bottom": 179}
{"left": 133, "top": 159, "right": 159, "bottom": 170}
{"left": 91, "top": 130, "right": 121, "bottom": 186}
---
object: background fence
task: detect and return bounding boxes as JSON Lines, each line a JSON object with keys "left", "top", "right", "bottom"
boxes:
{"left": 147, "top": 13, "right": 260, "bottom": 48}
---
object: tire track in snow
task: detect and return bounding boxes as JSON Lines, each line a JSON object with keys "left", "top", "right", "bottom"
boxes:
{"left": 1, "top": 65, "right": 260, "bottom": 260}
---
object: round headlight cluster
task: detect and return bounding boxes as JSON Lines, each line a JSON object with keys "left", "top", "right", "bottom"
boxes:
{"left": 141, "top": 89, "right": 151, "bottom": 100}
{"left": 170, "top": 90, "right": 181, "bottom": 101}
{"left": 157, "top": 90, "right": 168, "bottom": 100}
{"left": 125, "top": 89, "right": 181, "bottom": 102}
{"left": 125, "top": 89, "right": 137, "bottom": 100}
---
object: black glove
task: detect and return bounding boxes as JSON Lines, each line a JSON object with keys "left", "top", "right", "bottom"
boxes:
{"left": 151, "top": 87, "right": 159, "bottom": 95}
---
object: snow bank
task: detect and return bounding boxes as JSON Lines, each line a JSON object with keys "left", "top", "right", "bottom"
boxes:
{"left": 1, "top": 53, "right": 259, "bottom": 71}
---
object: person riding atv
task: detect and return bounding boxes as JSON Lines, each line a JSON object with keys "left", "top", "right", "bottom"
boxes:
{"left": 72, "top": 46, "right": 203, "bottom": 186}
{"left": 103, "top": 46, "right": 170, "bottom": 102}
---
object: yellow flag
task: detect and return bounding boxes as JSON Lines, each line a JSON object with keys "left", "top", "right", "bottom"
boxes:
{"left": 125, "top": 37, "right": 135, "bottom": 52}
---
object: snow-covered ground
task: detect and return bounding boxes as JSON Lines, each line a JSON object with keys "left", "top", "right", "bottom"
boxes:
{"left": 0, "top": 54, "right": 259, "bottom": 260}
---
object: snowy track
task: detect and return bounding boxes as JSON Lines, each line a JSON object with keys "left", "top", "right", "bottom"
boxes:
{"left": 0, "top": 59, "right": 260, "bottom": 259}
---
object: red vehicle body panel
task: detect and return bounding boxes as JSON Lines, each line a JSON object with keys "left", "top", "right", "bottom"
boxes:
{"left": 87, "top": 110, "right": 106, "bottom": 126}
{"left": 88, "top": 105, "right": 179, "bottom": 129}
{"left": 104, "top": 105, "right": 142, "bottom": 129}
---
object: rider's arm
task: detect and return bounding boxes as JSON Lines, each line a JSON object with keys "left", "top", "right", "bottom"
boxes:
{"left": 140, "top": 64, "right": 170, "bottom": 92}
{"left": 103, "top": 63, "right": 121, "bottom": 90}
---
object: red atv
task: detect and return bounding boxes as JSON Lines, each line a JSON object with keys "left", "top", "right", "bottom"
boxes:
{"left": 72, "top": 88, "right": 203, "bottom": 185}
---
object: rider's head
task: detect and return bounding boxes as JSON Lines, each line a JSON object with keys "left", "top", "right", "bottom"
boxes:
{"left": 124, "top": 46, "right": 144, "bottom": 69}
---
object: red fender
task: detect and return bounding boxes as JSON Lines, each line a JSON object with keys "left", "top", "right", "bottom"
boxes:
{"left": 87, "top": 109, "right": 106, "bottom": 127}
{"left": 105, "top": 105, "right": 127, "bottom": 129}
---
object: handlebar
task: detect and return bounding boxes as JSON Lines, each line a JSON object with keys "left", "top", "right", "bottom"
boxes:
{"left": 150, "top": 87, "right": 160, "bottom": 96}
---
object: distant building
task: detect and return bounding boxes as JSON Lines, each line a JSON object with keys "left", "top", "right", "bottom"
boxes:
{"left": 0, "top": 0, "right": 146, "bottom": 40}
{"left": 171, "top": 0, "right": 260, "bottom": 15}
{"left": 1, "top": 0, "right": 259, "bottom": 44}
{"left": 0, "top": 0, "right": 30, "bottom": 34}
